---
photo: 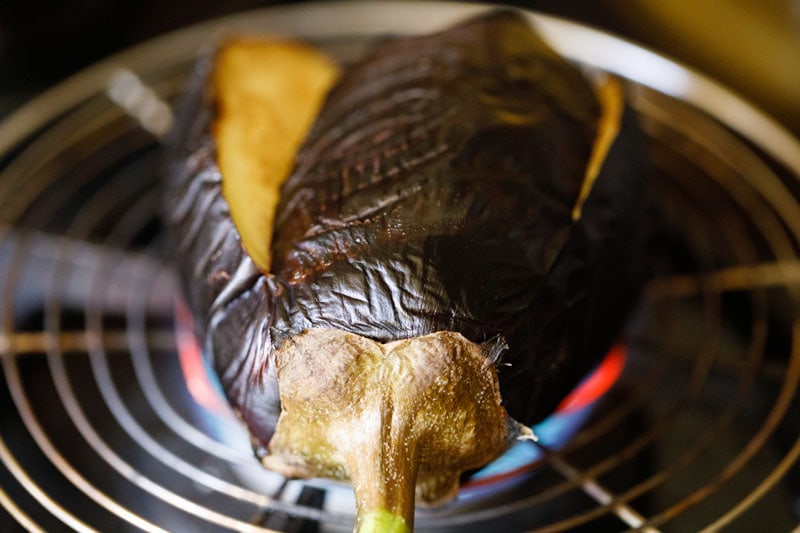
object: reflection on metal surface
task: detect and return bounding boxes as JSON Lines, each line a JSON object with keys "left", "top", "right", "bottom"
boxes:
{"left": 107, "top": 69, "right": 174, "bottom": 139}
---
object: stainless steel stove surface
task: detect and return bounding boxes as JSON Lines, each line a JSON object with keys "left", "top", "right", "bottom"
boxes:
{"left": 1, "top": 3, "right": 799, "bottom": 531}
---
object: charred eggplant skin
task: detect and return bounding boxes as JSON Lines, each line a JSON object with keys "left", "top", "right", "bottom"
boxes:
{"left": 164, "top": 54, "right": 282, "bottom": 445}
{"left": 165, "top": 11, "right": 648, "bottom": 445}
{"left": 269, "top": 12, "right": 649, "bottom": 423}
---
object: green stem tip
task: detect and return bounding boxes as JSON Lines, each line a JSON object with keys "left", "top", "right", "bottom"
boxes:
{"left": 357, "top": 509, "right": 411, "bottom": 533}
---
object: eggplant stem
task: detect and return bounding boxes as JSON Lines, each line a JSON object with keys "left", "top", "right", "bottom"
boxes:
{"left": 263, "top": 330, "right": 518, "bottom": 533}
{"left": 345, "top": 398, "right": 418, "bottom": 532}
{"left": 356, "top": 510, "right": 412, "bottom": 533}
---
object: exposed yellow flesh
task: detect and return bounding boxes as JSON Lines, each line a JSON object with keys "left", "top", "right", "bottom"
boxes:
{"left": 572, "top": 77, "right": 624, "bottom": 222}
{"left": 213, "top": 39, "right": 339, "bottom": 272}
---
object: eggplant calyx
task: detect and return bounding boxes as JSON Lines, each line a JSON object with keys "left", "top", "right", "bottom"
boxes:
{"left": 263, "top": 329, "right": 518, "bottom": 531}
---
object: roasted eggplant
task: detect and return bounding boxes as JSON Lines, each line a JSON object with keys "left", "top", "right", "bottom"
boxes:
{"left": 165, "top": 11, "right": 648, "bottom": 532}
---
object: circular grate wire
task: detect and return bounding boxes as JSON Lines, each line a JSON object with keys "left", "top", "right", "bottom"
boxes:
{"left": 1, "top": 3, "right": 799, "bottom": 532}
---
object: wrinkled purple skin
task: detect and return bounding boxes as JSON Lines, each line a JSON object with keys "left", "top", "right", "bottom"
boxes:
{"left": 164, "top": 11, "right": 649, "bottom": 449}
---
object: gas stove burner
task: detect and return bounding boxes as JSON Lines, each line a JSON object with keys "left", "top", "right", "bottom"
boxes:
{"left": 1, "top": 2, "right": 799, "bottom": 532}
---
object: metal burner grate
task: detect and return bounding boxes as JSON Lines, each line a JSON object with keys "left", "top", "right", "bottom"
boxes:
{"left": 1, "top": 3, "right": 799, "bottom": 532}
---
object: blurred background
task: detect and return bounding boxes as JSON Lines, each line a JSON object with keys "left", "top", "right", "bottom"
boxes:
{"left": 1, "top": 0, "right": 799, "bottom": 137}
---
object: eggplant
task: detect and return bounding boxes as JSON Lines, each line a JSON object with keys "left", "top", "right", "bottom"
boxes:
{"left": 165, "top": 11, "right": 648, "bottom": 532}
